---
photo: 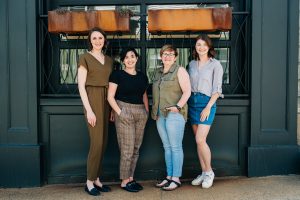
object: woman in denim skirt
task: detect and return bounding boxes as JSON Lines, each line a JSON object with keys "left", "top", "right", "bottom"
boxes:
{"left": 188, "top": 34, "right": 224, "bottom": 189}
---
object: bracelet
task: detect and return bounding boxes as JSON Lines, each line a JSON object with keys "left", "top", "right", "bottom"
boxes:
{"left": 175, "top": 104, "right": 182, "bottom": 111}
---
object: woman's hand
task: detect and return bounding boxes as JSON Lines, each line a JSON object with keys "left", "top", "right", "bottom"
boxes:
{"left": 110, "top": 111, "right": 115, "bottom": 122}
{"left": 87, "top": 110, "right": 96, "bottom": 127}
{"left": 165, "top": 106, "right": 180, "bottom": 113}
{"left": 200, "top": 106, "right": 211, "bottom": 122}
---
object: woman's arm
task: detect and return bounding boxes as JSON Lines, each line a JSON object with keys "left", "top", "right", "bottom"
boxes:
{"left": 107, "top": 82, "right": 122, "bottom": 115}
{"left": 78, "top": 66, "right": 96, "bottom": 127}
{"left": 143, "top": 91, "right": 149, "bottom": 113}
{"left": 212, "top": 61, "right": 224, "bottom": 98}
{"left": 200, "top": 93, "right": 219, "bottom": 122}
{"left": 177, "top": 67, "right": 191, "bottom": 107}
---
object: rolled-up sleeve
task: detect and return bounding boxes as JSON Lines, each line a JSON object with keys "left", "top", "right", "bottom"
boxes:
{"left": 212, "top": 62, "right": 224, "bottom": 98}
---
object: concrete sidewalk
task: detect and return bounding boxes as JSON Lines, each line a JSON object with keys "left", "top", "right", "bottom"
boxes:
{"left": 1, "top": 175, "right": 300, "bottom": 200}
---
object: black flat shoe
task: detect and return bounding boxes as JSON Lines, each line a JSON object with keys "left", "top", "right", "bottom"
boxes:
{"left": 93, "top": 184, "right": 111, "bottom": 192}
{"left": 85, "top": 185, "right": 100, "bottom": 196}
{"left": 131, "top": 180, "right": 143, "bottom": 191}
{"left": 121, "top": 181, "right": 139, "bottom": 192}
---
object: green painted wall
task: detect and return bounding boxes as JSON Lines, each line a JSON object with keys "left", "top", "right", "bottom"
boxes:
{"left": 0, "top": 0, "right": 41, "bottom": 187}
{"left": 249, "top": 0, "right": 300, "bottom": 176}
{"left": 40, "top": 99, "right": 249, "bottom": 184}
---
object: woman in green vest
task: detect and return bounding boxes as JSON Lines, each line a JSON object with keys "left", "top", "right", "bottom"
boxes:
{"left": 151, "top": 44, "right": 191, "bottom": 191}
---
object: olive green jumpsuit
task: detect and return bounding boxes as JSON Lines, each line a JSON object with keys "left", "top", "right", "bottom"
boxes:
{"left": 78, "top": 53, "right": 113, "bottom": 180}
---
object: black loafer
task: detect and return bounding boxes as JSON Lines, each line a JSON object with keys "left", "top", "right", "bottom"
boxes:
{"left": 93, "top": 184, "right": 111, "bottom": 192}
{"left": 121, "top": 181, "right": 139, "bottom": 192}
{"left": 131, "top": 180, "right": 143, "bottom": 191}
{"left": 85, "top": 185, "right": 100, "bottom": 196}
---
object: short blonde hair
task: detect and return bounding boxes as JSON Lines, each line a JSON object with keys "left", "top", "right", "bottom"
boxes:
{"left": 160, "top": 44, "right": 178, "bottom": 57}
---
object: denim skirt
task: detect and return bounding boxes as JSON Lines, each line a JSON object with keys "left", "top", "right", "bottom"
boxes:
{"left": 188, "top": 92, "right": 216, "bottom": 125}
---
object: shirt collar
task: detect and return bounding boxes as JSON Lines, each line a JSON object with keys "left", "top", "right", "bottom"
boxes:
{"left": 159, "top": 63, "right": 177, "bottom": 73}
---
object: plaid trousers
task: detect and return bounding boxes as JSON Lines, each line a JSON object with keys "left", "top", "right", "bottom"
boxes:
{"left": 114, "top": 100, "right": 148, "bottom": 179}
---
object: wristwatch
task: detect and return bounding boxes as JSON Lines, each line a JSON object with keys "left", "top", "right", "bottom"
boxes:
{"left": 175, "top": 104, "right": 182, "bottom": 111}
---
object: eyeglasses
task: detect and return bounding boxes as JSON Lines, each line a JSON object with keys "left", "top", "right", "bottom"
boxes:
{"left": 162, "top": 52, "right": 176, "bottom": 57}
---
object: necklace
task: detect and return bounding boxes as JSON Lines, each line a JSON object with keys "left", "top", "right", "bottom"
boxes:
{"left": 91, "top": 51, "right": 103, "bottom": 58}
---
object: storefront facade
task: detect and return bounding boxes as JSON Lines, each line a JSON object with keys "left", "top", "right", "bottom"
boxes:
{"left": 0, "top": 0, "right": 299, "bottom": 187}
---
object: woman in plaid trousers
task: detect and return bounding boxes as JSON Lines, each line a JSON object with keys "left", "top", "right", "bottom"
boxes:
{"left": 108, "top": 47, "right": 149, "bottom": 192}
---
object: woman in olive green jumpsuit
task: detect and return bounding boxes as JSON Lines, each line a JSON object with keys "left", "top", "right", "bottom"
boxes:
{"left": 78, "top": 27, "right": 113, "bottom": 196}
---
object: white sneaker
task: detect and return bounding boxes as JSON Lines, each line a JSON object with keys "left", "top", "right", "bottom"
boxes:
{"left": 191, "top": 173, "right": 205, "bottom": 186}
{"left": 202, "top": 171, "right": 215, "bottom": 189}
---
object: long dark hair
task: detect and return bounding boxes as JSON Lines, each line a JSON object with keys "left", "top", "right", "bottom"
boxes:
{"left": 192, "top": 34, "right": 216, "bottom": 60}
{"left": 87, "top": 27, "right": 108, "bottom": 52}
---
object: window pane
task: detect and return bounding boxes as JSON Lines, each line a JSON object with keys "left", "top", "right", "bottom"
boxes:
{"left": 215, "top": 48, "right": 230, "bottom": 84}
{"left": 60, "top": 49, "right": 86, "bottom": 84}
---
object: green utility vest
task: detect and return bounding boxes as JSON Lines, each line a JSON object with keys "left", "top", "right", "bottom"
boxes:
{"left": 151, "top": 63, "right": 188, "bottom": 121}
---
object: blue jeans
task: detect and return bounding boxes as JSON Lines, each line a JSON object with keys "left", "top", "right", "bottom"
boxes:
{"left": 156, "top": 112, "right": 185, "bottom": 177}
